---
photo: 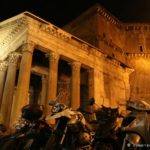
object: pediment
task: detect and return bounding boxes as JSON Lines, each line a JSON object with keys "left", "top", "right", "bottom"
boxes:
{"left": 0, "top": 13, "right": 28, "bottom": 60}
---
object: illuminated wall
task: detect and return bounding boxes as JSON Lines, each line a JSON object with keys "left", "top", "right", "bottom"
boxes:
{"left": 64, "top": 4, "right": 150, "bottom": 103}
{"left": 129, "top": 57, "right": 150, "bottom": 102}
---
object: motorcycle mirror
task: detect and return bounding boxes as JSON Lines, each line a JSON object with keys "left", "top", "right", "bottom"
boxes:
{"left": 87, "top": 97, "right": 95, "bottom": 105}
{"left": 49, "top": 100, "right": 56, "bottom": 106}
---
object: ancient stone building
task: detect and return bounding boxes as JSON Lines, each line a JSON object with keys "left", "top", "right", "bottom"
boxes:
{"left": 64, "top": 4, "right": 150, "bottom": 104}
{"left": 0, "top": 5, "right": 134, "bottom": 127}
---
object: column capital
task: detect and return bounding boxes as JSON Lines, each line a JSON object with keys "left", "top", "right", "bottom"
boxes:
{"left": 71, "top": 61, "right": 81, "bottom": 71}
{"left": 8, "top": 52, "right": 21, "bottom": 64}
{"left": 46, "top": 52, "right": 60, "bottom": 63}
{"left": 42, "top": 75, "right": 47, "bottom": 81}
{"left": 21, "top": 42, "right": 35, "bottom": 54}
{"left": 0, "top": 61, "right": 8, "bottom": 71}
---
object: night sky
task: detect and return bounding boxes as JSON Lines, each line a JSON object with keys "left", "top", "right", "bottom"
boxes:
{"left": 1, "top": 0, "right": 150, "bottom": 27}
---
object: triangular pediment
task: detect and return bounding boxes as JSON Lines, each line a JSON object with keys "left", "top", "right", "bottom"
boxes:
{"left": 0, "top": 11, "right": 53, "bottom": 61}
{"left": 0, "top": 13, "right": 29, "bottom": 60}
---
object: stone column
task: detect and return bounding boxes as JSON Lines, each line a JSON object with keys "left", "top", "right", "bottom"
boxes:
{"left": 109, "top": 77, "right": 118, "bottom": 107}
{"left": 88, "top": 69, "right": 94, "bottom": 99}
{"left": 124, "top": 68, "right": 134, "bottom": 101}
{"left": 12, "top": 42, "right": 35, "bottom": 123}
{"left": 0, "top": 62, "right": 7, "bottom": 108}
{"left": 71, "top": 61, "right": 81, "bottom": 110}
{"left": 119, "top": 68, "right": 133, "bottom": 117}
{"left": 93, "top": 69, "right": 105, "bottom": 106}
{"left": 46, "top": 52, "right": 59, "bottom": 114}
{"left": 40, "top": 75, "right": 47, "bottom": 106}
{"left": 1, "top": 52, "right": 20, "bottom": 126}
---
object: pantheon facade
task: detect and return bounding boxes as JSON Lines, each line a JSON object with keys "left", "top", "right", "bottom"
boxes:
{"left": 1, "top": 4, "right": 146, "bottom": 127}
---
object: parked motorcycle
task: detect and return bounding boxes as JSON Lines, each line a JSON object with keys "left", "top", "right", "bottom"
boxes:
{"left": 44, "top": 100, "right": 95, "bottom": 150}
{"left": 0, "top": 104, "right": 52, "bottom": 150}
{"left": 120, "top": 99, "right": 150, "bottom": 150}
{"left": 87, "top": 98, "right": 120, "bottom": 150}
{"left": 0, "top": 116, "right": 30, "bottom": 150}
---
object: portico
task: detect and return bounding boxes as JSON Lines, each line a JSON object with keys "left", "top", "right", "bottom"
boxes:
{"left": 0, "top": 12, "right": 132, "bottom": 126}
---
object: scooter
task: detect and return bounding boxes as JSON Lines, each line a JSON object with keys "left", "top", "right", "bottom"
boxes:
{"left": 120, "top": 99, "right": 150, "bottom": 150}
{"left": 44, "top": 98, "right": 95, "bottom": 150}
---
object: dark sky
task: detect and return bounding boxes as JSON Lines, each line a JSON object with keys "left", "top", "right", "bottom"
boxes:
{"left": 1, "top": 0, "right": 150, "bottom": 27}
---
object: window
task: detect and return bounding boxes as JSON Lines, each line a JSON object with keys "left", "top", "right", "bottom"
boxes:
{"left": 103, "top": 33, "right": 106, "bottom": 38}
{"left": 139, "top": 46, "right": 144, "bottom": 52}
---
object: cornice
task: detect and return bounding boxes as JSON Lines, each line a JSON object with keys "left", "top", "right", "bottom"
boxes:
{"left": 96, "top": 5, "right": 121, "bottom": 28}
{"left": 126, "top": 53, "right": 150, "bottom": 58}
{"left": 123, "top": 23, "right": 150, "bottom": 32}
{"left": 40, "top": 24, "right": 71, "bottom": 41}
{"left": 95, "top": 6, "right": 150, "bottom": 32}
{"left": 96, "top": 7, "right": 150, "bottom": 31}
{"left": 40, "top": 22, "right": 105, "bottom": 58}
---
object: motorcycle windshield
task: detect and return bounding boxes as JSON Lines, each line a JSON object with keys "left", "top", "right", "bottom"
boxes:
{"left": 127, "top": 99, "right": 150, "bottom": 112}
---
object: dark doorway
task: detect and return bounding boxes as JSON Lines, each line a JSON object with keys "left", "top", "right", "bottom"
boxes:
{"left": 29, "top": 74, "right": 42, "bottom": 104}
{"left": 80, "top": 68, "right": 88, "bottom": 108}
